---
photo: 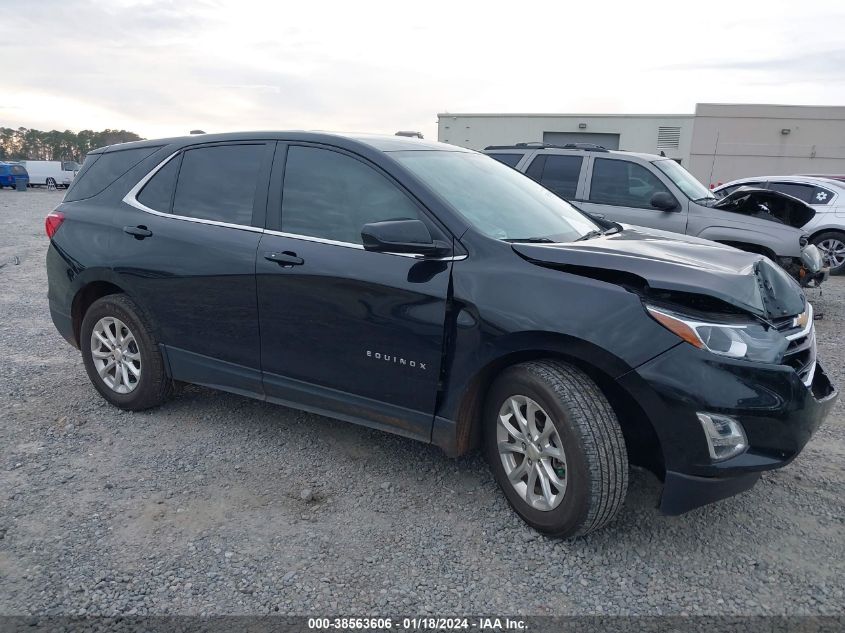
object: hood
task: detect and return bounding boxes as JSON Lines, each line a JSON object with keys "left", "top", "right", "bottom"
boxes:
{"left": 512, "top": 225, "right": 805, "bottom": 319}
{"left": 710, "top": 186, "right": 815, "bottom": 228}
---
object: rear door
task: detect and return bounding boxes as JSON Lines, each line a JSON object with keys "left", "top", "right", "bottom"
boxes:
{"left": 579, "top": 156, "right": 688, "bottom": 233}
{"left": 114, "top": 141, "right": 274, "bottom": 394}
{"left": 256, "top": 143, "right": 453, "bottom": 440}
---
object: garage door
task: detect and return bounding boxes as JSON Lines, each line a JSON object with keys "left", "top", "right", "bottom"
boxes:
{"left": 543, "top": 132, "right": 620, "bottom": 150}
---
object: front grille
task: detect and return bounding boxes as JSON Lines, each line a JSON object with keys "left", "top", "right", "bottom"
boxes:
{"left": 775, "top": 309, "right": 816, "bottom": 387}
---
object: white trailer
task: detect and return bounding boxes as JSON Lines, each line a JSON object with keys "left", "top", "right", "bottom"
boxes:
{"left": 19, "top": 160, "right": 80, "bottom": 188}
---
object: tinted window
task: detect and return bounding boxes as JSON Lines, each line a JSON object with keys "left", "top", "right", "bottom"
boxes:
{"left": 525, "top": 155, "right": 546, "bottom": 182}
{"left": 538, "top": 155, "right": 583, "bottom": 198}
{"left": 811, "top": 186, "right": 835, "bottom": 205}
{"left": 281, "top": 146, "right": 420, "bottom": 244}
{"left": 11, "top": 165, "right": 26, "bottom": 175}
{"left": 65, "top": 146, "right": 160, "bottom": 202}
{"left": 589, "top": 158, "right": 672, "bottom": 208}
{"left": 172, "top": 144, "right": 264, "bottom": 225}
{"left": 137, "top": 154, "right": 182, "bottom": 212}
{"left": 487, "top": 153, "right": 523, "bottom": 168}
{"left": 718, "top": 182, "right": 762, "bottom": 197}
{"left": 769, "top": 182, "right": 833, "bottom": 205}
{"left": 767, "top": 182, "right": 814, "bottom": 203}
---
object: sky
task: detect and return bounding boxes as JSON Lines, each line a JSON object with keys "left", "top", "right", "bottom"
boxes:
{"left": 1, "top": 0, "right": 844, "bottom": 141}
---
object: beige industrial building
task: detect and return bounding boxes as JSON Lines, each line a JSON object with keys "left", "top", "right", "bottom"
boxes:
{"left": 437, "top": 103, "right": 845, "bottom": 187}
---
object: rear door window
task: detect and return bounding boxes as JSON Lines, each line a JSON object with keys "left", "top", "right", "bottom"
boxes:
{"left": 486, "top": 153, "right": 524, "bottom": 168}
{"left": 172, "top": 144, "right": 264, "bottom": 225}
{"left": 589, "top": 158, "right": 672, "bottom": 208}
{"left": 525, "top": 155, "right": 546, "bottom": 182}
{"left": 769, "top": 181, "right": 833, "bottom": 205}
{"left": 537, "top": 155, "right": 583, "bottom": 199}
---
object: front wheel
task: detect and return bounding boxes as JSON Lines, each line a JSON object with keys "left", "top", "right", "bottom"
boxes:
{"left": 484, "top": 360, "right": 628, "bottom": 538}
{"left": 812, "top": 231, "right": 845, "bottom": 275}
{"left": 80, "top": 294, "right": 177, "bottom": 410}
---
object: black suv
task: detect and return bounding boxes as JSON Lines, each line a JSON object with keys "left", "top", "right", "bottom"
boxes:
{"left": 46, "top": 132, "right": 837, "bottom": 537}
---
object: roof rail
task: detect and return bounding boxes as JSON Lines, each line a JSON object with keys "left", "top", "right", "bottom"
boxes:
{"left": 483, "top": 142, "right": 610, "bottom": 152}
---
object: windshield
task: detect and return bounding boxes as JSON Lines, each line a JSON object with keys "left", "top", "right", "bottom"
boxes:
{"left": 654, "top": 159, "right": 714, "bottom": 201}
{"left": 393, "top": 151, "right": 599, "bottom": 242}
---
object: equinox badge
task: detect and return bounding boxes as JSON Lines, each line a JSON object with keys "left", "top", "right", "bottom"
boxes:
{"left": 366, "top": 350, "right": 427, "bottom": 370}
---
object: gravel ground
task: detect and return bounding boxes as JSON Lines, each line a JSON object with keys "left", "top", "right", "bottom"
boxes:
{"left": 1, "top": 189, "right": 843, "bottom": 617}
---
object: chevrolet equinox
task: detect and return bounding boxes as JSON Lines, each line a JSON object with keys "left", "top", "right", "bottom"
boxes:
{"left": 46, "top": 132, "right": 837, "bottom": 537}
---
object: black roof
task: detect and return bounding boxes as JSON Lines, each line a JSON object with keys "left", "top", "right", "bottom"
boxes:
{"left": 90, "top": 131, "right": 469, "bottom": 155}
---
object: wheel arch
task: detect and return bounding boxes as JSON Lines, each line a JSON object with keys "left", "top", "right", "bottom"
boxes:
{"left": 808, "top": 226, "right": 845, "bottom": 241}
{"left": 440, "top": 344, "right": 665, "bottom": 478}
{"left": 71, "top": 280, "right": 134, "bottom": 346}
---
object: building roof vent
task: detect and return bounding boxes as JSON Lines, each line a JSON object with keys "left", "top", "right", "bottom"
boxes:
{"left": 657, "top": 126, "right": 681, "bottom": 150}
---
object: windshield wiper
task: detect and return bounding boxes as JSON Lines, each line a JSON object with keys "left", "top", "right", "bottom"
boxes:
{"left": 574, "top": 230, "right": 602, "bottom": 242}
{"left": 574, "top": 224, "right": 622, "bottom": 242}
{"left": 504, "top": 237, "right": 556, "bottom": 243}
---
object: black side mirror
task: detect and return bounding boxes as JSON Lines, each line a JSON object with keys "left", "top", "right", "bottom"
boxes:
{"left": 361, "top": 219, "right": 451, "bottom": 257}
{"left": 651, "top": 192, "right": 679, "bottom": 211}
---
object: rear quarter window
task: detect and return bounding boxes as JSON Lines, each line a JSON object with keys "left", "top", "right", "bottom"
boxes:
{"left": 65, "top": 146, "right": 161, "bottom": 202}
{"left": 486, "top": 153, "right": 524, "bottom": 168}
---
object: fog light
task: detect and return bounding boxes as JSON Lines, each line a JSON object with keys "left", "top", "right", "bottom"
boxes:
{"left": 696, "top": 413, "right": 748, "bottom": 461}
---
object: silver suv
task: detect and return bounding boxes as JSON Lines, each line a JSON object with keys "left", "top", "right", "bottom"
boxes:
{"left": 485, "top": 143, "right": 824, "bottom": 284}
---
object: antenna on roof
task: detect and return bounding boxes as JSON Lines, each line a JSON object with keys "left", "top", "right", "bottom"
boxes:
{"left": 190, "top": 130, "right": 206, "bottom": 135}
{"left": 395, "top": 131, "right": 424, "bottom": 139}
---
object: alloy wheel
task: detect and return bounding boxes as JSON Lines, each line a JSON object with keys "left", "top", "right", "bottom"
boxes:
{"left": 817, "top": 238, "right": 845, "bottom": 269}
{"left": 496, "top": 395, "right": 568, "bottom": 511}
{"left": 90, "top": 316, "right": 141, "bottom": 394}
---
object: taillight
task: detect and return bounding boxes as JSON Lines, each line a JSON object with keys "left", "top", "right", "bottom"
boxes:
{"left": 45, "top": 211, "right": 65, "bottom": 239}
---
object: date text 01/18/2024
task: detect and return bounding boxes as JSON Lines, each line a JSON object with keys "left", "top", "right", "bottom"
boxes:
{"left": 307, "top": 617, "right": 527, "bottom": 630}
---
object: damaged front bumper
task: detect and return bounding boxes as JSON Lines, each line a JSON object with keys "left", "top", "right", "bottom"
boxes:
{"left": 618, "top": 344, "right": 838, "bottom": 516}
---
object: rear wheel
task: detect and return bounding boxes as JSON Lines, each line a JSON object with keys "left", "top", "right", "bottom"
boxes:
{"left": 484, "top": 360, "right": 628, "bottom": 537}
{"left": 812, "top": 231, "right": 845, "bottom": 275}
{"left": 80, "top": 294, "right": 177, "bottom": 410}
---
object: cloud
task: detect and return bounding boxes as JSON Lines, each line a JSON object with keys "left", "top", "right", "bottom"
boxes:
{"left": 2, "top": 0, "right": 845, "bottom": 140}
{"left": 663, "top": 49, "right": 845, "bottom": 80}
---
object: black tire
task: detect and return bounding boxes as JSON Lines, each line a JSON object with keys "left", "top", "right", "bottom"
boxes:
{"left": 80, "top": 294, "right": 177, "bottom": 410}
{"left": 484, "top": 360, "right": 628, "bottom": 538}
{"left": 812, "top": 231, "right": 845, "bottom": 275}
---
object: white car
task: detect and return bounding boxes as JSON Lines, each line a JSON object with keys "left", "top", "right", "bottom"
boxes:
{"left": 19, "top": 160, "right": 80, "bottom": 188}
{"left": 714, "top": 175, "right": 845, "bottom": 274}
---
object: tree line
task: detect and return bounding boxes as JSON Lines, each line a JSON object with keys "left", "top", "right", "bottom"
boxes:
{"left": 0, "top": 127, "right": 144, "bottom": 163}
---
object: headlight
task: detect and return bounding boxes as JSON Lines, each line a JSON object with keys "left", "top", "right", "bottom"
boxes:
{"left": 801, "top": 244, "right": 822, "bottom": 273}
{"left": 645, "top": 305, "right": 789, "bottom": 363}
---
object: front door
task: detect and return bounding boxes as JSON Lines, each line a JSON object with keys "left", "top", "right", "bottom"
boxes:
{"left": 579, "top": 156, "right": 688, "bottom": 234}
{"left": 256, "top": 144, "right": 453, "bottom": 441}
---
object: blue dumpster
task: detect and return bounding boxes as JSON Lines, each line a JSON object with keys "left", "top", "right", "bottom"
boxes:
{"left": 14, "top": 176, "right": 29, "bottom": 191}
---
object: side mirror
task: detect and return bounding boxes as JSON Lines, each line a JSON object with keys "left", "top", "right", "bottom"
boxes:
{"left": 361, "top": 219, "right": 451, "bottom": 257}
{"left": 651, "top": 191, "right": 679, "bottom": 211}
